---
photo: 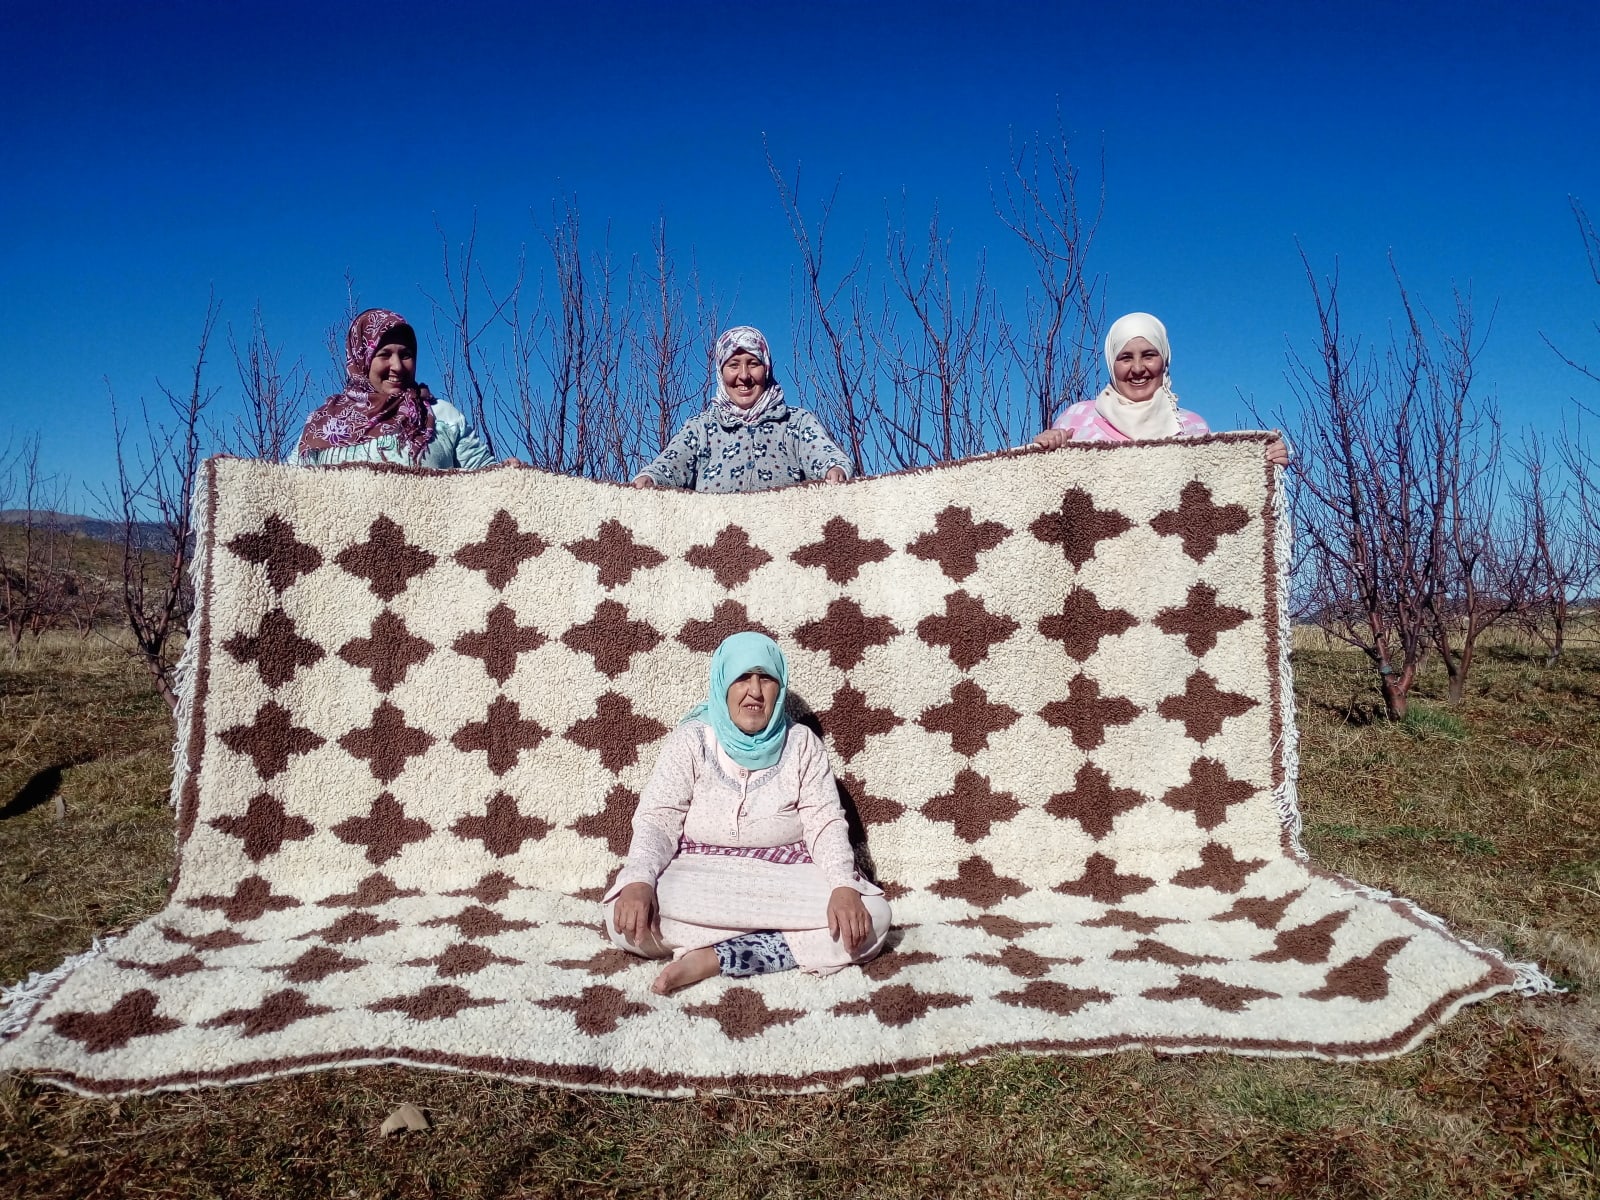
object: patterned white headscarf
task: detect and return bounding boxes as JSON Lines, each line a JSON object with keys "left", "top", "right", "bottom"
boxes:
{"left": 710, "top": 326, "right": 786, "bottom": 426}
{"left": 1093, "top": 311, "right": 1182, "bottom": 441}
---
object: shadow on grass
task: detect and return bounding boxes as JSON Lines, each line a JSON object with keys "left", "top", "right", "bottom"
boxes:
{"left": 0, "top": 757, "right": 91, "bottom": 821}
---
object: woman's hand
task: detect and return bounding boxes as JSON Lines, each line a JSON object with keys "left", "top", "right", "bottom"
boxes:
{"left": 824, "top": 467, "right": 847, "bottom": 484}
{"left": 1265, "top": 437, "right": 1290, "bottom": 467}
{"left": 613, "top": 882, "right": 659, "bottom": 946}
{"left": 631, "top": 475, "right": 655, "bottom": 489}
{"left": 1033, "top": 429, "right": 1071, "bottom": 450}
{"left": 827, "top": 887, "right": 873, "bottom": 953}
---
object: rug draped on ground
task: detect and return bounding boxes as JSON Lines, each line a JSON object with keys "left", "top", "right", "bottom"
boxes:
{"left": 0, "top": 439, "right": 1516, "bottom": 1095}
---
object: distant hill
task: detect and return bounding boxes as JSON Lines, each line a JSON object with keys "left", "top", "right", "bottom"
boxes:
{"left": 0, "top": 510, "right": 174, "bottom": 551}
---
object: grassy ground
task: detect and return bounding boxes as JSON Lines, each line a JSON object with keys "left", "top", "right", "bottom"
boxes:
{"left": 0, "top": 632, "right": 1596, "bottom": 1199}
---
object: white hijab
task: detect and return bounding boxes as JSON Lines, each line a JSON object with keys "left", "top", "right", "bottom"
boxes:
{"left": 1093, "top": 311, "right": 1182, "bottom": 440}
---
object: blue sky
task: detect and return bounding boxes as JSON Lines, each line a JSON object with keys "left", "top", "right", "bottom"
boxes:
{"left": 3, "top": 0, "right": 1598, "bottom": 506}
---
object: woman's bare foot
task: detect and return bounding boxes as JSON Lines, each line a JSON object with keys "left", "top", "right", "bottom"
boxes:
{"left": 652, "top": 947, "right": 720, "bottom": 994}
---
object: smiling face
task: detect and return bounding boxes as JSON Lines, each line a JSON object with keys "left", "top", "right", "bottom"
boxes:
{"left": 367, "top": 341, "right": 416, "bottom": 401}
{"left": 725, "top": 669, "right": 781, "bottom": 733}
{"left": 1111, "top": 337, "right": 1165, "bottom": 403}
{"left": 720, "top": 351, "right": 770, "bottom": 409}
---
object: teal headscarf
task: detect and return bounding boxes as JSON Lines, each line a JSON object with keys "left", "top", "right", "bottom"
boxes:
{"left": 683, "top": 631, "right": 791, "bottom": 770}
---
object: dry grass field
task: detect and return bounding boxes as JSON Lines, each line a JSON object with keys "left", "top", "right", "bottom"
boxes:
{"left": 0, "top": 631, "right": 1596, "bottom": 1198}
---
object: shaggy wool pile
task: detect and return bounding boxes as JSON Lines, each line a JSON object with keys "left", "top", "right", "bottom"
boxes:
{"left": 0, "top": 438, "right": 1520, "bottom": 1096}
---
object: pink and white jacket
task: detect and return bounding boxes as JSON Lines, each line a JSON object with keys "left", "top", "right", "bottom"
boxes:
{"left": 1050, "top": 400, "right": 1210, "bottom": 442}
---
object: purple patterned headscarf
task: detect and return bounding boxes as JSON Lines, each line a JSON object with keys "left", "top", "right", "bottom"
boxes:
{"left": 296, "top": 308, "right": 436, "bottom": 462}
{"left": 709, "top": 325, "right": 786, "bottom": 426}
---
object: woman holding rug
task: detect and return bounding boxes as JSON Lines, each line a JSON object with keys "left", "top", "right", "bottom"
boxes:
{"left": 630, "top": 325, "right": 854, "bottom": 492}
{"left": 295, "top": 308, "right": 496, "bottom": 469}
{"left": 1032, "top": 311, "right": 1290, "bottom": 466}
{"left": 604, "top": 632, "right": 890, "bottom": 994}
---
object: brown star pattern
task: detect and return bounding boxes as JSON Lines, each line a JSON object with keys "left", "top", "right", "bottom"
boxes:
{"left": 1044, "top": 764, "right": 1146, "bottom": 840}
{"left": 1149, "top": 480, "right": 1251, "bottom": 562}
{"left": 1303, "top": 937, "right": 1410, "bottom": 1002}
{"left": 317, "top": 873, "right": 422, "bottom": 908}
{"left": 572, "top": 785, "right": 639, "bottom": 856}
{"left": 49, "top": 990, "right": 182, "bottom": 1053}
{"left": 159, "top": 926, "right": 255, "bottom": 952}
{"left": 537, "top": 985, "right": 651, "bottom": 1035}
{"left": 405, "top": 942, "right": 522, "bottom": 979}
{"left": 832, "top": 984, "right": 970, "bottom": 1028}
{"left": 1214, "top": 890, "right": 1305, "bottom": 930}
{"left": 930, "top": 856, "right": 1028, "bottom": 908}
{"left": 225, "top": 513, "right": 322, "bottom": 592}
{"left": 444, "top": 872, "right": 520, "bottom": 904}
{"left": 1053, "top": 852, "right": 1155, "bottom": 905}
{"left": 550, "top": 948, "right": 637, "bottom": 977}
{"left": 918, "top": 680, "right": 1019, "bottom": 757}
{"left": 685, "top": 525, "right": 773, "bottom": 588}
{"left": 370, "top": 984, "right": 501, "bottom": 1021}
{"left": 301, "top": 911, "right": 399, "bottom": 944}
{"left": 452, "top": 695, "right": 550, "bottom": 777}
{"left": 1039, "top": 676, "right": 1140, "bottom": 751}
{"left": 1171, "top": 842, "right": 1268, "bottom": 893}
{"left": 423, "top": 905, "right": 536, "bottom": 940}
{"left": 219, "top": 701, "right": 326, "bottom": 781}
{"left": 837, "top": 772, "right": 905, "bottom": 827}
{"left": 1111, "top": 939, "right": 1225, "bottom": 968}
{"left": 1030, "top": 488, "right": 1134, "bottom": 569}
{"left": 455, "top": 603, "right": 549, "bottom": 684}
{"left": 675, "top": 600, "right": 780, "bottom": 654}
{"left": 566, "top": 520, "right": 667, "bottom": 590}
{"left": 860, "top": 949, "right": 939, "bottom": 981}
{"left": 272, "top": 946, "right": 366, "bottom": 984}
{"left": 335, "top": 514, "right": 437, "bottom": 601}
{"left": 565, "top": 693, "right": 668, "bottom": 774}
{"left": 816, "top": 683, "right": 903, "bottom": 762}
{"left": 684, "top": 987, "right": 805, "bottom": 1040}
{"left": 185, "top": 876, "right": 301, "bottom": 922}
{"left": 916, "top": 591, "right": 1019, "bottom": 670}
{"left": 1082, "top": 910, "right": 1177, "bottom": 933}
{"left": 113, "top": 954, "right": 206, "bottom": 980}
{"left": 202, "top": 989, "right": 335, "bottom": 1037}
{"left": 1159, "top": 758, "right": 1257, "bottom": 831}
{"left": 339, "top": 700, "right": 436, "bottom": 783}
{"left": 330, "top": 793, "right": 433, "bottom": 865}
{"left": 791, "top": 516, "right": 893, "bottom": 583}
{"left": 561, "top": 599, "right": 661, "bottom": 679}
{"left": 1156, "top": 671, "right": 1259, "bottom": 742}
{"left": 922, "top": 769, "right": 1022, "bottom": 843}
{"left": 795, "top": 597, "right": 900, "bottom": 671}
{"left": 905, "top": 505, "right": 1011, "bottom": 582}
{"left": 950, "top": 915, "right": 1049, "bottom": 940}
{"left": 209, "top": 793, "right": 315, "bottom": 863}
{"left": 1038, "top": 588, "right": 1138, "bottom": 661}
{"left": 223, "top": 608, "right": 325, "bottom": 689}
{"left": 454, "top": 509, "right": 548, "bottom": 590}
{"left": 995, "top": 981, "right": 1113, "bottom": 1018}
{"left": 452, "top": 793, "right": 550, "bottom": 858}
{"left": 1153, "top": 583, "right": 1251, "bottom": 657}
{"left": 968, "top": 944, "right": 1078, "bottom": 978}
{"left": 1143, "top": 974, "right": 1278, "bottom": 1013}
{"left": 1254, "top": 910, "right": 1351, "bottom": 965}
{"left": 337, "top": 610, "right": 434, "bottom": 693}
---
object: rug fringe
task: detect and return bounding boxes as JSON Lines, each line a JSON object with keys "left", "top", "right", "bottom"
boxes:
{"left": 0, "top": 937, "right": 119, "bottom": 1042}
{"left": 166, "top": 464, "right": 210, "bottom": 811}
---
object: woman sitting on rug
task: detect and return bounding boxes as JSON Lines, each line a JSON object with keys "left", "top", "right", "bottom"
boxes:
{"left": 631, "top": 325, "right": 854, "bottom": 492}
{"left": 1032, "top": 311, "right": 1290, "bottom": 466}
{"left": 295, "top": 308, "right": 496, "bottom": 470}
{"left": 604, "top": 632, "right": 890, "bottom": 994}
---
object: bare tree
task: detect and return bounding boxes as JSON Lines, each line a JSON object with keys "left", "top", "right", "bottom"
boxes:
{"left": 424, "top": 214, "right": 513, "bottom": 460}
{"left": 767, "top": 148, "right": 871, "bottom": 471}
{"left": 321, "top": 270, "right": 362, "bottom": 398}
{"left": 101, "top": 298, "right": 222, "bottom": 712}
{"left": 993, "top": 121, "right": 1106, "bottom": 437}
{"left": 0, "top": 435, "right": 70, "bottom": 656}
{"left": 1512, "top": 431, "right": 1590, "bottom": 665}
{"left": 228, "top": 305, "right": 308, "bottom": 462}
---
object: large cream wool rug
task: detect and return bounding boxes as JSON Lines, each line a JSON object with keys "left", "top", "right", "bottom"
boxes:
{"left": 0, "top": 438, "right": 1531, "bottom": 1096}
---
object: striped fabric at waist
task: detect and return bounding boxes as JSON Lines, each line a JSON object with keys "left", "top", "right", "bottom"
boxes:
{"left": 677, "top": 837, "right": 815, "bottom": 866}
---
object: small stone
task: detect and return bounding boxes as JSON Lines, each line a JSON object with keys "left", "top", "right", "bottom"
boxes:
{"left": 380, "top": 1102, "right": 429, "bottom": 1135}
